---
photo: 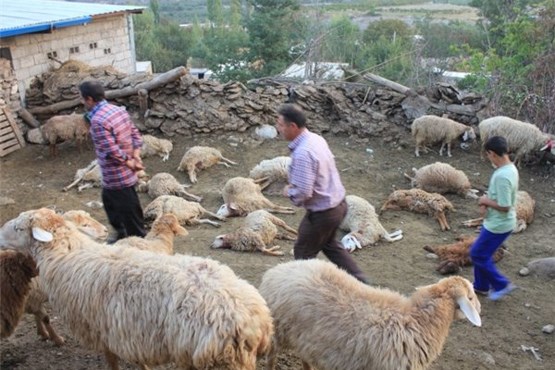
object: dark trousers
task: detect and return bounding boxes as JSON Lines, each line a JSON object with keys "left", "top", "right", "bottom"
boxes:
{"left": 294, "top": 199, "right": 368, "bottom": 283}
{"left": 470, "top": 227, "right": 512, "bottom": 292}
{"left": 102, "top": 186, "right": 146, "bottom": 239}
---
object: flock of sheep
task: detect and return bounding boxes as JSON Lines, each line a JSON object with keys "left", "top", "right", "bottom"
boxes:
{"left": 1, "top": 112, "right": 553, "bottom": 370}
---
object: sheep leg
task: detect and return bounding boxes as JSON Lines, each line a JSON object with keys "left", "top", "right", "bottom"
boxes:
{"left": 220, "top": 156, "right": 238, "bottom": 165}
{"left": 63, "top": 177, "right": 83, "bottom": 192}
{"left": 302, "top": 361, "right": 315, "bottom": 370}
{"left": 162, "top": 153, "right": 170, "bottom": 162}
{"left": 252, "top": 176, "right": 271, "bottom": 191}
{"left": 414, "top": 144, "right": 420, "bottom": 157}
{"left": 275, "top": 231, "right": 297, "bottom": 241}
{"left": 34, "top": 315, "right": 50, "bottom": 340}
{"left": 194, "top": 218, "right": 221, "bottom": 227}
{"left": 267, "top": 215, "right": 298, "bottom": 234}
{"left": 260, "top": 245, "right": 285, "bottom": 256}
{"left": 103, "top": 348, "right": 120, "bottom": 370}
{"left": 447, "top": 142, "right": 452, "bottom": 157}
{"left": 187, "top": 168, "right": 197, "bottom": 184}
{"left": 462, "top": 217, "right": 484, "bottom": 228}
{"left": 437, "top": 212, "right": 450, "bottom": 231}
{"left": 200, "top": 208, "right": 226, "bottom": 221}
{"left": 178, "top": 188, "right": 203, "bottom": 203}
{"left": 43, "top": 318, "right": 65, "bottom": 346}
{"left": 77, "top": 182, "right": 95, "bottom": 192}
{"left": 439, "top": 143, "right": 445, "bottom": 156}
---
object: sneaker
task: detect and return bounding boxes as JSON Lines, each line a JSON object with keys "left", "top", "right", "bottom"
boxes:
{"left": 474, "top": 289, "right": 489, "bottom": 296}
{"left": 489, "top": 284, "right": 516, "bottom": 301}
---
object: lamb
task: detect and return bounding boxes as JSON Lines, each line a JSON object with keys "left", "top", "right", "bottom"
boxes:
{"left": 113, "top": 213, "right": 188, "bottom": 255}
{"left": 339, "top": 195, "right": 403, "bottom": 252}
{"left": 405, "top": 162, "right": 479, "bottom": 199}
{"left": 0, "top": 249, "right": 38, "bottom": 339}
{"left": 259, "top": 259, "right": 481, "bottom": 370}
{"left": 140, "top": 134, "right": 173, "bottom": 162}
{"left": 380, "top": 188, "right": 455, "bottom": 231}
{"left": 137, "top": 172, "right": 202, "bottom": 202}
{"left": 412, "top": 115, "right": 476, "bottom": 157}
{"left": 478, "top": 116, "right": 554, "bottom": 167}
{"left": 462, "top": 190, "right": 535, "bottom": 233}
{"left": 0, "top": 208, "right": 274, "bottom": 370}
{"left": 211, "top": 210, "right": 297, "bottom": 256}
{"left": 216, "top": 177, "right": 296, "bottom": 218}
{"left": 144, "top": 195, "right": 224, "bottom": 227}
{"left": 41, "top": 113, "right": 89, "bottom": 157}
{"left": 423, "top": 235, "right": 505, "bottom": 275}
{"left": 63, "top": 209, "right": 108, "bottom": 241}
{"left": 177, "top": 146, "right": 237, "bottom": 183}
{"left": 63, "top": 159, "right": 148, "bottom": 192}
{"left": 249, "top": 156, "right": 291, "bottom": 191}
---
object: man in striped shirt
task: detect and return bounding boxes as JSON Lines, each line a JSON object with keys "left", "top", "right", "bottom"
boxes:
{"left": 79, "top": 80, "right": 146, "bottom": 243}
{"left": 276, "top": 104, "right": 368, "bottom": 283}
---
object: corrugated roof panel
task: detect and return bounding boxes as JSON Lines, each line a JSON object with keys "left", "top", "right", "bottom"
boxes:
{"left": 0, "top": 0, "right": 145, "bottom": 38}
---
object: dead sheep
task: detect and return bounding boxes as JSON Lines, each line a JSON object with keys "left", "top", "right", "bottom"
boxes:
{"left": 249, "top": 156, "right": 291, "bottom": 192}
{"left": 405, "top": 162, "right": 479, "bottom": 198}
{"left": 216, "top": 177, "right": 295, "bottom": 218}
{"left": 63, "top": 159, "right": 148, "bottom": 192}
{"left": 259, "top": 259, "right": 481, "bottom": 370}
{"left": 177, "top": 146, "right": 237, "bottom": 183}
{"left": 412, "top": 115, "right": 476, "bottom": 157}
{"left": 144, "top": 195, "right": 224, "bottom": 227}
{"left": 141, "top": 134, "right": 173, "bottom": 162}
{"left": 339, "top": 195, "right": 403, "bottom": 252}
{"left": 137, "top": 172, "right": 202, "bottom": 202}
{"left": 519, "top": 257, "right": 555, "bottom": 279}
{"left": 41, "top": 113, "right": 89, "bottom": 157}
{"left": 381, "top": 188, "right": 455, "bottom": 231}
{"left": 211, "top": 210, "right": 297, "bottom": 256}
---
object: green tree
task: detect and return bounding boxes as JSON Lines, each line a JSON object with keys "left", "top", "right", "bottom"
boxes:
{"left": 149, "top": 0, "right": 160, "bottom": 24}
{"left": 320, "top": 15, "right": 361, "bottom": 65}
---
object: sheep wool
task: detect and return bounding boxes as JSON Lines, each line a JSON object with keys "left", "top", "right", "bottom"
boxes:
{"left": 249, "top": 156, "right": 291, "bottom": 191}
{"left": 177, "top": 146, "right": 237, "bottom": 183}
{"left": 407, "top": 162, "right": 477, "bottom": 198}
{"left": 137, "top": 172, "right": 202, "bottom": 202}
{"left": 41, "top": 113, "right": 89, "bottom": 157}
{"left": 141, "top": 134, "right": 173, "bottom": 162}
{"left": 144, "top": 195, "right": 223, "bottom": 227}
{"left": 412, "top": 115, "right": 476, "bottom": 157}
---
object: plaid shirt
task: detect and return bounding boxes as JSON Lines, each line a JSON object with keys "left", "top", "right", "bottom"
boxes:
{"left": 287, "top": 129, "right": 345, "bottom": 211}
{"left": 88, "top": 100, "right": 143, "bottom": 189}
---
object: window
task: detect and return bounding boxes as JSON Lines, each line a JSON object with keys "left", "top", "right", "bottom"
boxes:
{"left": 89, "top": 42, "right": 98, "bottom": 49}
{"left": 47, "top": 51, "right": 58, "bottom": 59}
{"left": 103, "top": 48, "right": 111, "bottom": 54}
{"left": 69, "top": 46, "right": 80, "bottom": 54}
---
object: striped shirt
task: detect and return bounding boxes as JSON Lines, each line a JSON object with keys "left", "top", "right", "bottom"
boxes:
{"left": 287, "top": 129, "right": 345, "bottom": 211}
{"left": 88, "top": 100, "right": 143, "bottom": 189}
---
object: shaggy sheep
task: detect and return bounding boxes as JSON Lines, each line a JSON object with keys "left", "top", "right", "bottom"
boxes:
{"left": 339, "top": 195, "right": 403, "bottom": 252}
{"left": 412, "top": 115, "right": 476, "bottom": 157}
{"left": 249, "top": 156, "right": 291, "bottom": 191}
{"left": 211, "top": 210, "right": 297, "bottom": 256}
{"left": 423, "top": 235, "right": 505, "bottom": 275}
{"left": 462, "top": 190, "right": 535, "bottom": 233}
{"left": 41, "top": 113, "right": 89, "bottom": 157}
{"left": 144, "top": 195, "right": 223, "bottom": 227}
{"left": 0, "top": 249, "right": 38, "bottom": 339}
{"left": 140, "top": 134, "right": 173, "bottom": 162}
{"left": 478, "top": 116, "right": 554, "bottom": 167}
{"left": 381, "top": 188, "right": 455, "bottom": 231}
{"left": 63, "top": 159, "right": 148, "bottom": 192}
{"left": 113, "top": 213, "right": 188, "bottom": 255}
{"left": 177, "top": 146, "right": 237, "bottom": 183}
{"left": 0, "top": 208, "right": 274, "bottom": 370}
{"left": 63, "top": 209, "right": 108, "bottom": 241}
{"left": 217, "top": 177, "right": 295, "bottom": 218}
{"left": 137, "top": 172, "right": 202, "bottom": 202}
{"left": 259, "top": 259, "right": 481, "bottom": 370}
{"left": 405, "top": 162, "right": 479, "bottom": 199}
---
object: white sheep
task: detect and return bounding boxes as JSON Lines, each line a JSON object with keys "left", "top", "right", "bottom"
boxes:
{"left": 144, "top": 195, "right": 223, "bottom": 227}
{"left": 249, "top": 156, "right": 291, "bottom": 192}
{"left": 405, "top": 162, "right": 479, "bottom": 198}
{"left": 216, "top": 177, "right": 295, "bottom": 218}
{"left": 381, "top": 188, "right": 455, "bottom": 231}
{"left": 41, "top": 113, "right": 89, "bottom": 157}
{"left": 412, "top": 115, "right": 476, "bottom": 157}
{"left": 478, "top": 116, "right": 554, "bottom": 167}
{"left": 137, "top": 172, "right": 202, "bottom": 202}
{"left": 63, "top": 159, "right": 148, "bottom": 192}
{"left": 259, "top": 259, "right": 481, "bottom": 370}
{"left": 0, "top": 208, "right": 274, "bottom": 370}
{"left": 211, "top": 210, "right": 297, "bottom": 256}
{"left": 140, "top": 134, "right": 173, "bottom": 162}
{"left": 339, "top": 195, "right": 403, "bottom": 252}
{"left": 177, "top": 146, "right": 237, "bottom": 183}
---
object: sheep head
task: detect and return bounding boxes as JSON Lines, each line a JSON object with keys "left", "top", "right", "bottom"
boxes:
{"left": 211, "top": 234, "right": 232, "bottom": 249}
{"left": 152, "top": 214, "right": 188, "bottom": 237}
{"left": 340, "top": 233, "right": 362, "bottom": 253}
{"left": 0, "top": 208, "right": 65, "bottom": 250}
{"left": 216, "top": 203, "right": 243, "bottom": 218}
{"left": 63, "top": 210, "right": 108, "bottom": 241}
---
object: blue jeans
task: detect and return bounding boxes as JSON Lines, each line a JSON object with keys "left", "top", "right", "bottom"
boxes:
{"left": 470, "top": 227, "right": 512, "bottom": 292}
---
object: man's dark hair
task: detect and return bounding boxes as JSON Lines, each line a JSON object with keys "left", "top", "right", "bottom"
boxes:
{"left": 484, "top": 136, "right": 509, "bottom": 156}
{"left": 79, "top": 80, "right": 105, "bottom": 102}
{"left": 277, "top": 103, "right": 307, "bottom": 128}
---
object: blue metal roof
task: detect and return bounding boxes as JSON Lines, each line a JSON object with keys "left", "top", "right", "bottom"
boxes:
{"left": 0, "top": 0, "right": 145, "bottom": 38}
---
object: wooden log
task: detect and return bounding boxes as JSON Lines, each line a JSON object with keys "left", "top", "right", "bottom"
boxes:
{"left": 363, "top": 73, "right": 413, "bottom": 95}
{"left": 17, "top": 108, "right": 40, "bottom": 128}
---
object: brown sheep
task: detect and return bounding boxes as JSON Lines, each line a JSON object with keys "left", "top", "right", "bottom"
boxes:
{"left": 41, "top": 113, "right": 89, "bottom": 157}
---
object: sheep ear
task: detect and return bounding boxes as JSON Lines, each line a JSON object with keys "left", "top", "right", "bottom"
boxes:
{"left": 456, "top": 296, "right": 481, "bottom": 327}
{"left": 32, "top": 227, "right": 53, "bottom": 242}
{"left": 463, "top": 131, "right": 469, "bottom": 141}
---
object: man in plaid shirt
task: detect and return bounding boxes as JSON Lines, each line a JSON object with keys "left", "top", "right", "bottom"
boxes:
{"left": 79, "top": 80, "right": 146, "bottom": 243}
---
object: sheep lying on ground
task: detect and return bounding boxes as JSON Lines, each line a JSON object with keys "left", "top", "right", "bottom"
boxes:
{"left": 0, "top": 208, "right": 273, "bottom": 370}
{"left": 144, "top": 195, "right": 223, "bottom": 227}
{"left": 211, "top": 210, "right": 297, "bottom": 256}
{"left": 177, "top": 146, "right": 237, "bottom": 183}
{"left": 423, "top": 235, "right": 505, "bottom": 275}
{"left": 137, "top": 172, "right": 202, "bottom": 202}
{"left": 249, "top": 156, "right": 291, "bottom": 192}
{"left": 519, "top": 257, "right": 555, "bottom": 279}
{"left": 462, "top": 190, "right": 535, "bottom": 233}
{"left": 217, "top": 177, "right": 295, "bottom": 218}
{"left": 0, "top": 249, "right": 38, "bottom": 339}
{"left": 140, "top": 134, "right": 173, "bottom": 162}
{"left": 381, "top": 188, "right": 455, "bottom": 231}
{"left": 259, "top": 259, "right": 481, "bottom": 370}
{"left": 479, "top": 116, "right": 554, "bottom": 167}
{"left": 41, "top": 113, "right": 89, "bottom": 157}
{"left": 339, "top": 195, "right": 403, "bottom": 252}
{"left": 405, "top": 162, "right": 478, "bottom": 199}
{"left": 113, "top": 214, "right": 188, "bottom": 255}
{"left": 412, "top": 115, "right": 476, "bottom": 157}
{"left": 63, "top": 160, "right": 148, "bottom": 192}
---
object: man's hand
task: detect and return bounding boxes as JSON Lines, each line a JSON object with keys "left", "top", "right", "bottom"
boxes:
{"left": 479, "top": 204, "right": 487, "bottom": 217}
{"left": 282, "top": 184, "right": 291, "bottom": 197}
{"left": 125, "top": 158, "right": 145, "bottom": 172}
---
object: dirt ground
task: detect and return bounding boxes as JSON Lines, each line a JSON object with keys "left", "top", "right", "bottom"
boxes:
{"left": 1, "top": 126, "right": 554, "bottom": 370}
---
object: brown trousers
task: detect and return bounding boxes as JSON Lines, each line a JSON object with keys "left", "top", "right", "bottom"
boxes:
{"left": 294, "top": 199, "right": 368, "bottom": 283}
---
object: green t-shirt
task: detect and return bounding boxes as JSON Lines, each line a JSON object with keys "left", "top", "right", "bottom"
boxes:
{"left": 483, "top": 163, "right": 519, "bottom": 234}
